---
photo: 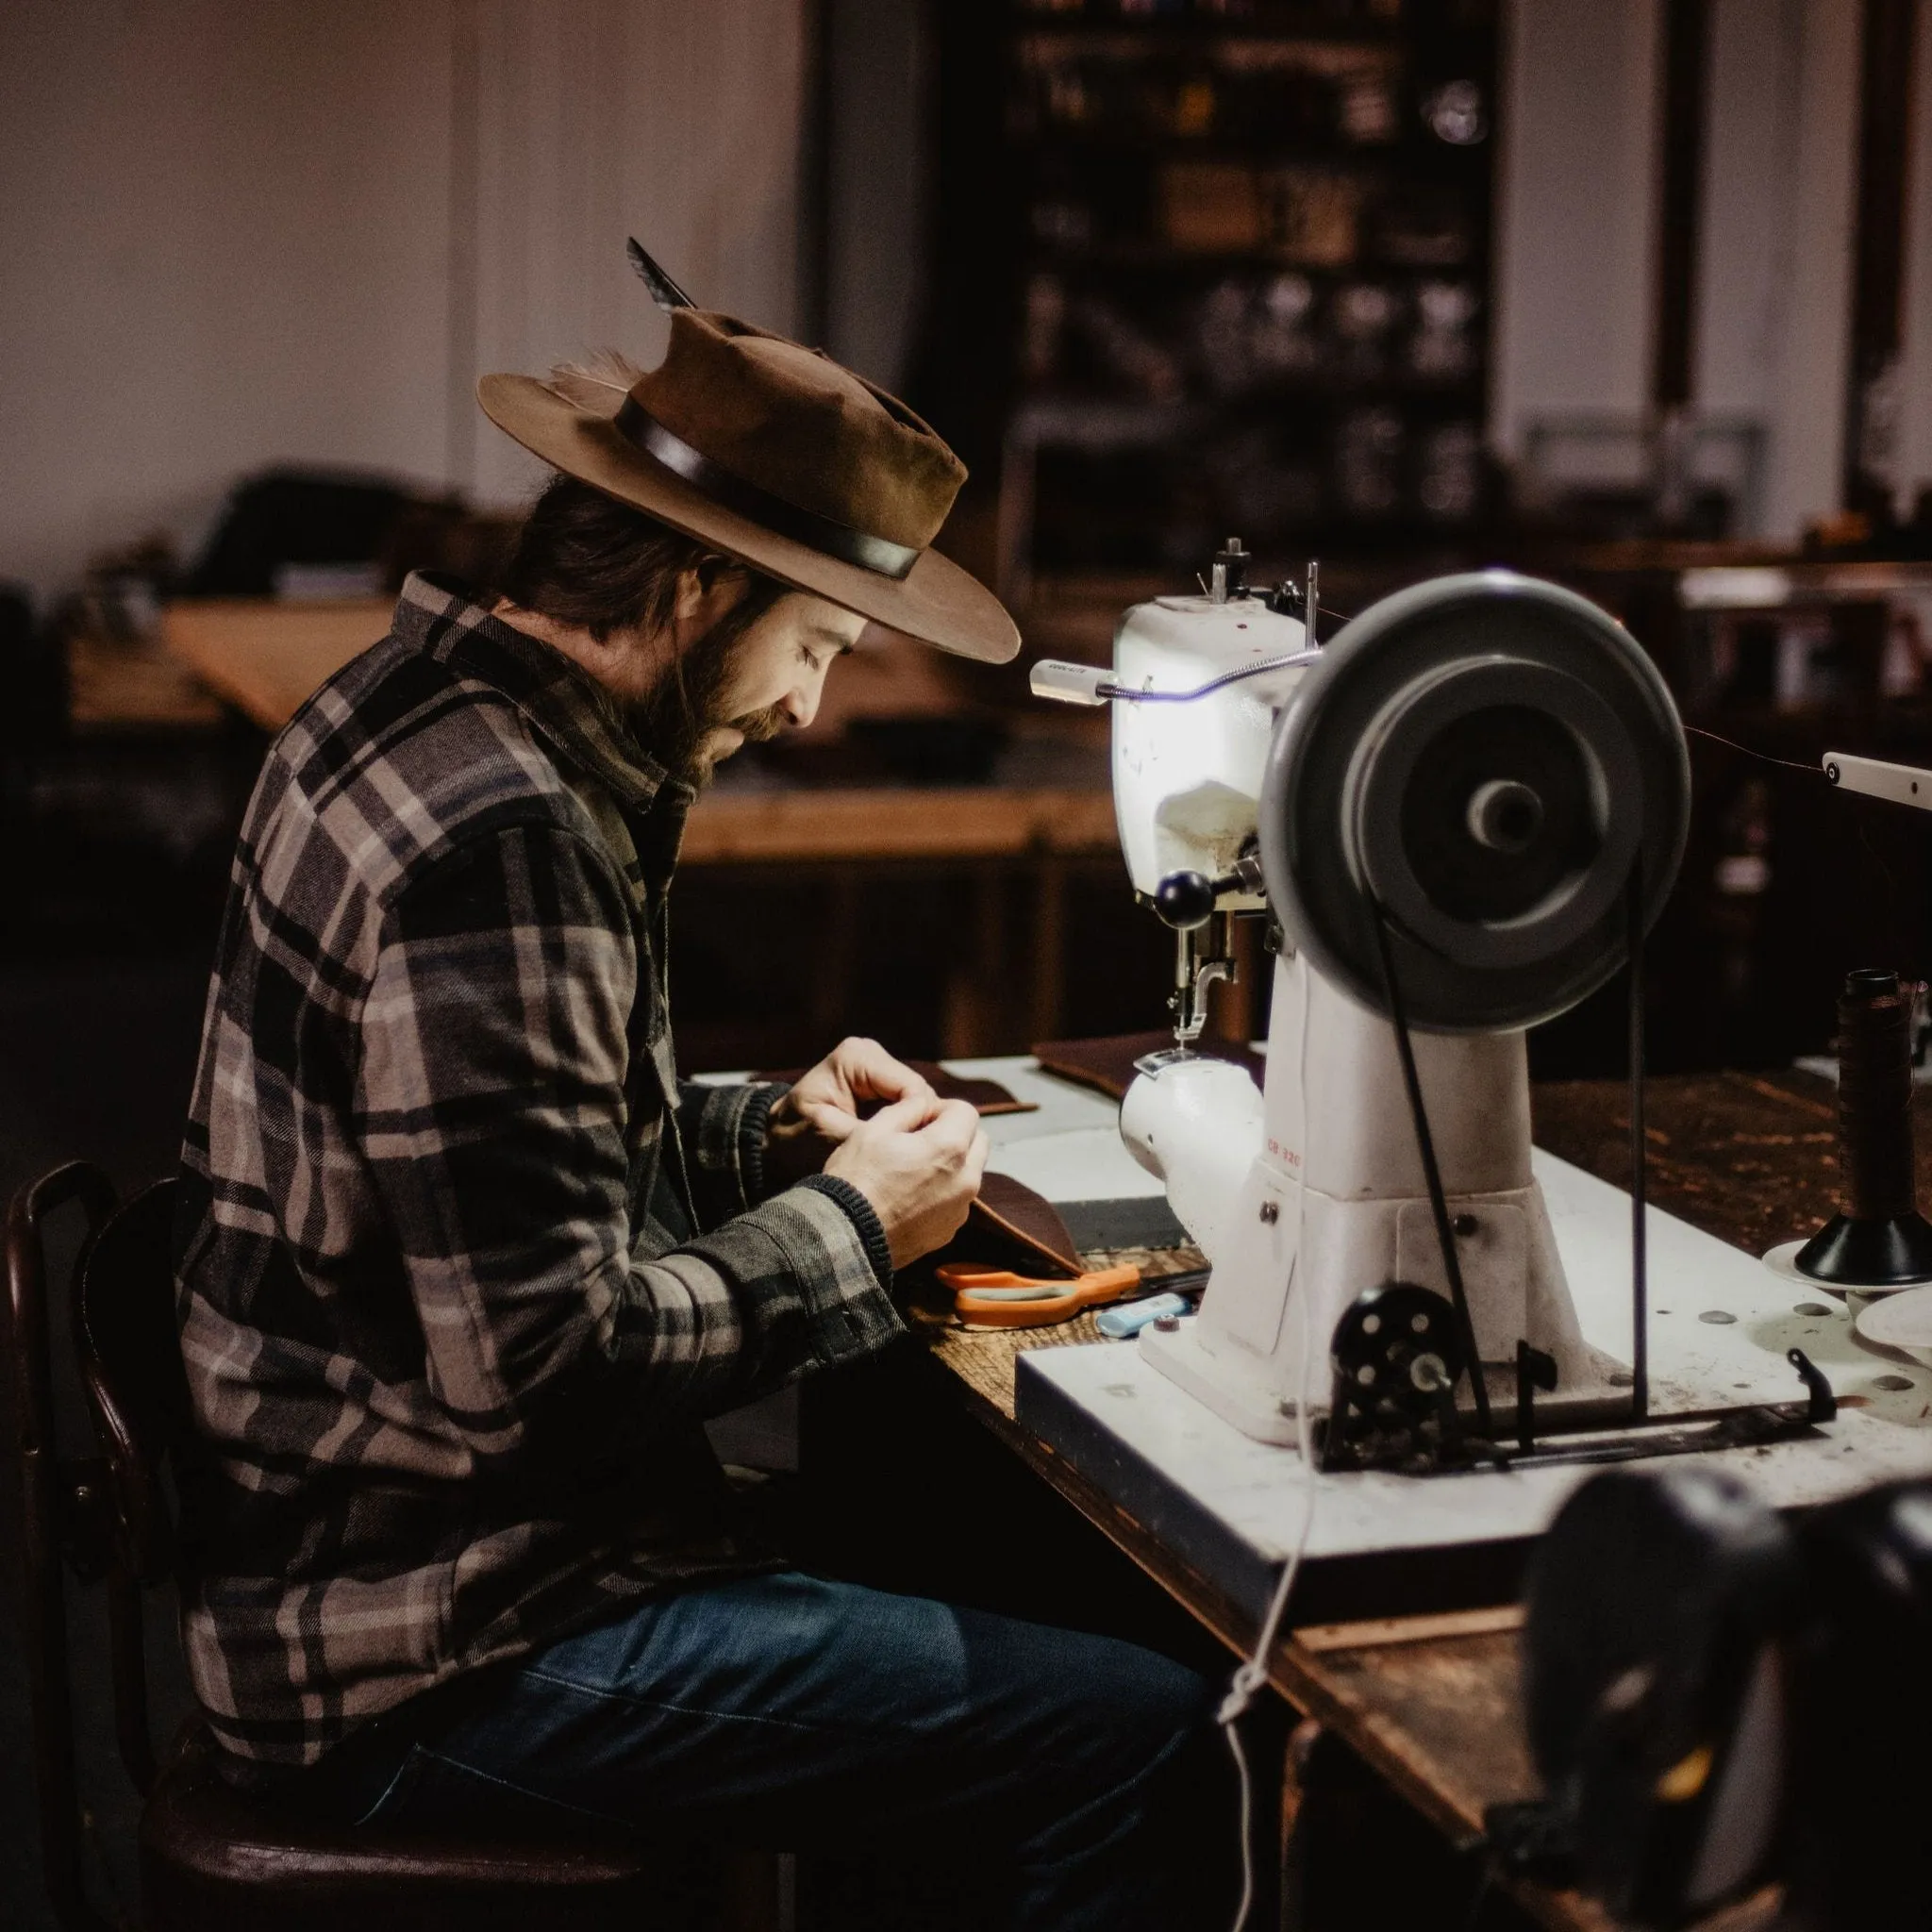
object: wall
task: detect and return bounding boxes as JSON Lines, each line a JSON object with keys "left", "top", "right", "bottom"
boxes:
{"left": 1492, "top": 0, "right": 1878, "bottom": 541}
{"left": 1491, "top": 0, "right": 1663, "bottom": 459}
{"left": 460, "top": 0, "right": 808, "bottom": 506}
{"left": 0, "top": 0, "right": 805, "bottom": 606}
{"left": 822, "top": 0, "right": 931, "bottom": 392}
{"left": 1747, "top": 0, "right": 1859, "bottom": 537}
{"left": 15, "top": 3, "right": 1932, "bottom": 583}
{"left": 1894, "top": 0, "right": 1932, "bottom": 510}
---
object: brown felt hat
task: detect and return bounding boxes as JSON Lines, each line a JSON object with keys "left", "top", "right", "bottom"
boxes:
{"left": 478, "top": 310, "right": 1018, "bottom": 663}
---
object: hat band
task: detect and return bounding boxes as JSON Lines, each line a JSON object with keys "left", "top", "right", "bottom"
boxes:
{"left": 613, "top": 397, "right": 921, "bottom": 581}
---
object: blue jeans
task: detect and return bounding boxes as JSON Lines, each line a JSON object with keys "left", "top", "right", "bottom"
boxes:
{"left": 344, "top": 1571, "right": 1230, "bottom": 1929}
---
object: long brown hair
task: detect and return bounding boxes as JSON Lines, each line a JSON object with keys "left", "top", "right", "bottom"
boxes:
{"left": 498, "top": 475, "right": 791, "bottom": 769}
{"left": 497, "top": 473, "right": 786, "bottom": 643}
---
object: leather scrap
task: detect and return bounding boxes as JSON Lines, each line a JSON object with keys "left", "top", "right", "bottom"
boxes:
{"left": 908, "top": 1171, "right": 1082, "bottom": 1286}
{"left": 1030, "top": 1031, "right": 1264, "bottom": 1104}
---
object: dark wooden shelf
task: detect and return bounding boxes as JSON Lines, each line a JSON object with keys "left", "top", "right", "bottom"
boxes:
{"left": 1008, "top": 12, "right": 1410, "bottom": 45}
{"left": 1025, "top": 255, "right": 1483, "bottom": 285}
{"left": 1009, "top": 127, "right": 1487, "bottom": 164}
{"left": 1016, "top": 372, "right": 1486, "bottom": 413}
{"left": 922, "top": 0, "right": 1499, "bottom": 572}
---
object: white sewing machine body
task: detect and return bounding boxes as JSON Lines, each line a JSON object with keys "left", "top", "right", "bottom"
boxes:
{"left": 1105, "top": 578, "right": 1632, "bottom": 1442}
{"left": 1020, "top": 566, "right": 1932, "bottom": 1619}
{"left": 1109, "top": 591, "right": 1306, "bottom": 906}
{"left": 1128, "top": 955, "right": 1610, "bottom": 1442}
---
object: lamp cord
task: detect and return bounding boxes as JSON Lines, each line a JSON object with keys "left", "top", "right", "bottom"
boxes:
{"left": 1627, "top": 858, "right": 1650, "bottom": 1422}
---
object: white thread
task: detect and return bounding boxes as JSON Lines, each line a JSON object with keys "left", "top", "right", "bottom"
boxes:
{"left": 1218, "top": 963, "right": 1319, "bottom": 1932}
{"left": 1098, "top": 651, "right": 1321, "bottom": 706}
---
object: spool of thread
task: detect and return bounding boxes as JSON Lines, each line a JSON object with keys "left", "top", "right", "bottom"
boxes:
{"left": 1794, "top": 968, "right": 1932, "bottom": 1287}
{"left": 1837, "top": 968, "right": 1918, "bottom": 1222}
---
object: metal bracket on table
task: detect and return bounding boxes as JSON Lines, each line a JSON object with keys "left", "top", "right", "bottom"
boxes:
{"left": 1319, "top": 1300, "right": 1838, "bottom": 1476}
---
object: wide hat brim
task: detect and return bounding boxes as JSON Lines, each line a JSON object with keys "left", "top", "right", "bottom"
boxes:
{"left": 478, "top": 374, "right": 1019, "bottom": 664}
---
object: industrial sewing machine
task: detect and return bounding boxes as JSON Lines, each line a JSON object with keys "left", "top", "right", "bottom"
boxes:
{"left": 1032, "top": 548, "right": 1840, "bottom": 1473}
{"left": 1022, "top": 553, "right": 1932, "bottom": 1923}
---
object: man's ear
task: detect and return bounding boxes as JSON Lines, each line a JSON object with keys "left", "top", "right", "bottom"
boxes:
{"left": 677, "top": 555, "right": 751, "bottom": 617}
{"left": 670, "top": 558, "right": 732, "bottom": 641}
{"left": 666, "top": 556, "right": 758, "bottom": 660}
{"left": 671, "top": 563, "right": 710, "bottom": 630}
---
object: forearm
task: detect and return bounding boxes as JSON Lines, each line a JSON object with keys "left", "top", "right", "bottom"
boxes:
{"left": 408, "top": 1174, "right": 898, "bottom": 1479}
{"left": 611, "top": 1174, "right": 898, "bottom": 1417}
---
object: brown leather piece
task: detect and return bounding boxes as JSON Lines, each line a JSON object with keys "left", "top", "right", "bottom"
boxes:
{"left": 758, "top": 1060, "right": 1036, "bottom": 1117}
{"left": 952, "top": 1171, "right": 1083, "bottom": 1278}
{"left": 899, "top": 1172, "right": 1084, "bottom": 1290}
{"left": 1031, "top": 1031, "right": 1265, "bottom": 1104}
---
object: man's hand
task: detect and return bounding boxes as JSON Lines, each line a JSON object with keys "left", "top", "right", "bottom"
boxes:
{"left": 771, "top": 1037, "right": 937, "bottom": 1145}
{"left": 823, "top": 1093, "right": 990, "bottom": 1269}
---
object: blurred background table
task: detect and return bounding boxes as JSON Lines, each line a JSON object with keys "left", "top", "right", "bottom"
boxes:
{"left": 85, "top": 597, "right": 1140, "bottom": 1061}
{"left": 159, "top": 597, "right": 392, "bottom": 730}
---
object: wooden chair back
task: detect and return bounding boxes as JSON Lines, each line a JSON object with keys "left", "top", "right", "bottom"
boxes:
{"left": 72, "top": 1177, "right": 190, "bottom": 1586}
{"left": 5, "top": 1160, "right": 121, "bottom": 1932}
{"left": 6, "top": 1166, "right": 755, "bottom": 1932}
{"left": 70, "top": 1178, "right": 186, "bottom": 1797}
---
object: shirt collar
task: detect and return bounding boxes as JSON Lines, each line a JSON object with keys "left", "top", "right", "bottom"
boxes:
{"left": 389, "top": 572, "right": 695, "bottom": 818}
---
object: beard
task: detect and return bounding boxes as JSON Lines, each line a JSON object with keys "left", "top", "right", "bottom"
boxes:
{"left": 623, "top": 610, "right": 787, "bottom": 789}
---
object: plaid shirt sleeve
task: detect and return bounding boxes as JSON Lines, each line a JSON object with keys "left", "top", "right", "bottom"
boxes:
{"left": 358, "top": 817, "right": 902, "bottom": 1474}
{"left": 678, "top": 1078, "right": 786, "bottom": 1223}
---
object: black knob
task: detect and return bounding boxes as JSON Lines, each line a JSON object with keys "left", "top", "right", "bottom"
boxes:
{"left": 1155, "top": 871, "right": 1217, "bottom": 931}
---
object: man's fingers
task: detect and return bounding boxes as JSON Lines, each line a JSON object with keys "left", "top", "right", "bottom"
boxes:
{"left": 791, "top": 1096, "right": 859, "bottom": 1141}
{"left": 962, "top": 1126, "right": 991, "bottom": 1191}
{"left": 913, "top": 1096, "right": 982, "bottom": 1154}
{"left": 862, "top": 1091, "right": 943, "bottom": 1135}
{"left": 836, "top": 1036, "right": 934, "bottom": 1104}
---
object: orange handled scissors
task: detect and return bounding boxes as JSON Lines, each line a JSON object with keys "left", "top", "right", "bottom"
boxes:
{"left": 937, "top": 1260, "right": 1142, "bottom": 1330}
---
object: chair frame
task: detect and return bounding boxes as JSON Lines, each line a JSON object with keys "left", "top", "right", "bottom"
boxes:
{"left": 7, "top": 1164, "right": 783, "bottom": 1932}
{"left": 6, "top": 1159, "right": 122, "bottom": 1932}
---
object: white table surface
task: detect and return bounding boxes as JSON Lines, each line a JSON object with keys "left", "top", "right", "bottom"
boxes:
{"left": 947, "top": 1055, "right": 1932, "bottom": 1568}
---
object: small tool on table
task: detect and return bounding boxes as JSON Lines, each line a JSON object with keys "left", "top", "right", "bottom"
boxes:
{"left": 1094, "top": 1277, "right": 1208, "bottom": 1338}
{"left": 941, "top": 1263, "right": 1210, "bottom": 1331}
{"left": 940, "top": 1261, "right": 1141, "bottom": 1330}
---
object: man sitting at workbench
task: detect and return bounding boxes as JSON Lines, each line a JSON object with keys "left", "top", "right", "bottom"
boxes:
{"left": 173, "top": 301, "right": 1225, "bottom": 1926}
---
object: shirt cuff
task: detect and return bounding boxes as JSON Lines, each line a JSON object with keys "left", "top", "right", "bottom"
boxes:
{"left": 683, "top": 1080, "right": 788, "bottom": 1224}
{"left": 797, "top": 1173, "right": 894, "bottom": 1296}
{"left": 751, "top": 1176, "right": 903, "bottom": 1369}
{"left": 739, "top": 1082, "right": 783, "bottom": 1204}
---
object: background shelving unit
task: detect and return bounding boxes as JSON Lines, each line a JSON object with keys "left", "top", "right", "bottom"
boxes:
{"left": 923, "top": 0, "right": 1501, "bottom": 602}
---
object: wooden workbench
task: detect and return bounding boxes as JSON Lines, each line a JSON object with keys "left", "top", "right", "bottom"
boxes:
{"left": 151, "top": 598, "right": 1120, "bottom": 864}
{"left": 927, "top": 1069, "right": 1844, "bottom": 1932}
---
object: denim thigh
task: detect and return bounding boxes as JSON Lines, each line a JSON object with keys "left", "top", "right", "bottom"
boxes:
{"left": 356, "top": 1570, "right": 1216, "bottom": 1854}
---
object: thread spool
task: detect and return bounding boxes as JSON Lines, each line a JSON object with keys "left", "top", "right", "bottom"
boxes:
{"left": 1795, "top": 968, "right": 1932, "bottom": 1288}
{"left": 1839, "top": 969, "right": 1917, "bottom": 1219}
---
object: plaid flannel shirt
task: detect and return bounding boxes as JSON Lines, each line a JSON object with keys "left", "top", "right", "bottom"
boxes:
{"left": 175, "top": 574, "right": 901, "bottom": 1773}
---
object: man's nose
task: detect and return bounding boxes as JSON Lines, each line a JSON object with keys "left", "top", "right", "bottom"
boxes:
{"left": 782, "top": 677, "right": 821, "bottom": 730}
